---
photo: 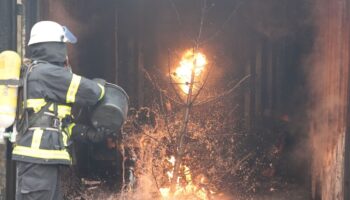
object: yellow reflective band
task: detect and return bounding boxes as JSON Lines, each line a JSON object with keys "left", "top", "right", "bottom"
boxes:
{"left": 31, "top": 129, "right": 43, "bottom": 149}
{"left": 12, "top": 146, "right": 71, "bottom": 161}
{"left": 66, "top": 123, "right": 75, "bottom": 137}
{"left": 97, "top": 83, "right": 105, "bottom": 100}
{"left": 26, "top": 99, "right": 72, "bottom": 119}
{"left": 57, "top": 105, "right": 71, "bottom": 118}
{"left": 62, "top": 132, "right": 68, "bottom": 147}
{"left": 26, "top": 99, "right": 46, "bottom": 113}
{"left": 66, "top": 74, "right": 81, "bottom": 103}
{"left": 48, "top": 104, "right": 72, "bottom": 118}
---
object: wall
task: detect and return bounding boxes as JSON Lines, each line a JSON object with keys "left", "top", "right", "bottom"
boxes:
{"left": 38, "top": 0, "right": 118, "bottom": 83}
{"left": 0, "top": 0, "right": 19, "bottom": 199}
{"left": 309, "top": 0, "right": 350, "bottom": 199}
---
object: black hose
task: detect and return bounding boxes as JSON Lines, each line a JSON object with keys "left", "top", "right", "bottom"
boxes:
{"left": 17, "top": 61, "right": 34, "bottom": 135}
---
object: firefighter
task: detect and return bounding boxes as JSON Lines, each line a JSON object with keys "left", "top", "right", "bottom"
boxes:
{"left": 12, "top": 21, "right": 106, "bottom": 200}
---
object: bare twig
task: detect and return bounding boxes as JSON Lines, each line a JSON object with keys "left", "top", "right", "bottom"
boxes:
{"left": 190, "top": 61, "right": 215, "bottom": 104}
{"left": 228, "top": 104, "right": 239, "bottom": 116}
{"left": 168, "top": 0, "right": 183, "bottom": 28}
{"left": 232, "top": 153, "right": 253, "bottom": 172}
{"left": 194, "top": 74, "right": 250, "bottom": 106}
{"left": 167, "top": 0, "right": 193, "bottom": 41}
{"left": 120, "top": 143, "right": 126, "bottom": 190}
{"left": 143, "top": 68, "right": 185, "bottom": 105}
{"left": 158, "top": 88, "right": 173, "bottom": 139}
{"left": 200, "top": 0, "right": 245, "bottom": 45}
{"left": 152, "top": 165, "right": 161, "bottom": 192}
{"left": 143, "top": 69, "right": 184, "bottom": 142}
{"left": 195, "top": 0, "right": 207, "bottom": 48}
{"left": 141, "top": 132, "right": 160, "bottom": 142}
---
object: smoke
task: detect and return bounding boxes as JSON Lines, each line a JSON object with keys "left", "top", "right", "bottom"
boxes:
{"left": 119, "top": 174, "right": 158, "bottom": 200}
{"left": 42, "top": 0, "right": 118, "bottom": 82}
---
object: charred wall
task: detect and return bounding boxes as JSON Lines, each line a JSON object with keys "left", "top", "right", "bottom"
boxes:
{"left": 308, "top": 0, "right": 350, "bottom": 199}
{"left": 0, "top": 0, "right": 17, "bottom": 51}
{"left": 231, "top": 0, "right": 313, "bottom": 187}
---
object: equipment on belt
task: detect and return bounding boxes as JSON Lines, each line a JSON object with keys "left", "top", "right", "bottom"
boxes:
{"left": 0, "top": 51, "right": 22, "bottom": 143}
{"left": 90, "top": 82, "right": 129, "bottom": 132}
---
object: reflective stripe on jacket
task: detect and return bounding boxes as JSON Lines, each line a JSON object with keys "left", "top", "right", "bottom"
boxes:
{"left": 12, "top": 61, "right": 104, "bottom": 165}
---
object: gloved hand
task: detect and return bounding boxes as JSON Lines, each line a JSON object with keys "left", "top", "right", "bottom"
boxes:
{"left": 71, "top": 124, "right": 113, "bottom": 143}
{"left": 86, "top": 127, "right": 110, "bottom": 143}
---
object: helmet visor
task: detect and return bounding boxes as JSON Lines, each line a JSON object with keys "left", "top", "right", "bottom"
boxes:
{"left": 62, "top": 26, "right": 77, "bottom": 44}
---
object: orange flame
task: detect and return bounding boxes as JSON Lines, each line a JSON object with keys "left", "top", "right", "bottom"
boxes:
{"left": 171, "top": 50, "right": 207, "bottom": 94}
{"left": 159, "top": 156, "right": 214, "bottom": 200}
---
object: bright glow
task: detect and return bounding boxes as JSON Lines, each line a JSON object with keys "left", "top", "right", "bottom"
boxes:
{"left": 171, "top": 50, "right": 207, "bottom": 94}
{"left": 159, "top": 155, "right": 214, "bottom": 200}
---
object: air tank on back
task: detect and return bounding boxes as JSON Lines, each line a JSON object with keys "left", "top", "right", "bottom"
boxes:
{"left": 0, "top": 51, "right": 21, "bottom": 134}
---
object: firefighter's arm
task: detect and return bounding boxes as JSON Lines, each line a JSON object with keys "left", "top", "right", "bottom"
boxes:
{"left": 40, "top": 66, "right": 104, "bottom": 106}
{"left": 73, "top": 75, "right": 105, "bottom": 106}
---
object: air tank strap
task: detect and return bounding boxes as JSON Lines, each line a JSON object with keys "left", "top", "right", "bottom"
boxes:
{"left": 0, "top": 79, "right": 22, "bottom": 87}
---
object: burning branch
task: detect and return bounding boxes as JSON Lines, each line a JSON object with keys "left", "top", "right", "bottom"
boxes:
{"left": 169, "top": 48, "right": 208, "bottom": 195}
{"left": 167, "top": 1, "right": 210, "bottom": 197}
{"left": 159, "top": 0, "right": 249, "bottom": 198}
{"left": 129, "top": 1, "right": 249, "bottom": 199}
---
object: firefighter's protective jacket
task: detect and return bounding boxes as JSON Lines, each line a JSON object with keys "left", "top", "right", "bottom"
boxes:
{"left": 12, "top": 43, "right": 105, "bottom": 165}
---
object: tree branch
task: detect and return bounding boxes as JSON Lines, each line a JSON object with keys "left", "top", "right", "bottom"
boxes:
{"left": 200, "top": 0, "right": 245, "bottom": 45}
{"left": 194, "top": 74, "right": 250, "bottom": 106}
{"left": 143, "top": 68, "right": 185, "bottom": 106}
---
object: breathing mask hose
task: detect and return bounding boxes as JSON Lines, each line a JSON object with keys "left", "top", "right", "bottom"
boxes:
{"left": 18, "top": 63, "right": 32, "bottom": 134}
{"left": 23, "top": 66, "right": 29, "bottom": 131}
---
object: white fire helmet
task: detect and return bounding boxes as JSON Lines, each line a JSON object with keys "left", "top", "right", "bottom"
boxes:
{"left": 28, "top": 21, "right": 77, "bottom": 46}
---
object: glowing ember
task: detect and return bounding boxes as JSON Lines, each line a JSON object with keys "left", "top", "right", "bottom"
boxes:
{"left": 171, "top": 49, "right": 207, "bottom": 94}
{"left": 159, "top": 156, "right": 214, "bottom": 200}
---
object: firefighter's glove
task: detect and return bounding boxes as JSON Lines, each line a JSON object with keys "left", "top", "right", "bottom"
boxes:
{"left": 70, "top": 124, "right": 89, "bottom": 142}
{"left": 71, "top": 124, "right": 107, "bottom": 143}
{"left": 86, "top": 127, "right": 113, "bottom": 143}
{"left": 95, "top": 127, "right": 122, "bottom": 140}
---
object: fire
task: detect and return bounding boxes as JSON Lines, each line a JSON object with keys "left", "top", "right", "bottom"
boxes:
{"left": 159, "top": 156, "right": 214, "bottom": 200}
{"left": 171, "top": 50, "right": 207, "bottom": 94}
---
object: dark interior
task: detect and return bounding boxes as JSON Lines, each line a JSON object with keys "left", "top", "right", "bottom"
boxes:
{"left": 21, "top": 0, "right": 314, "bottom": 197}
